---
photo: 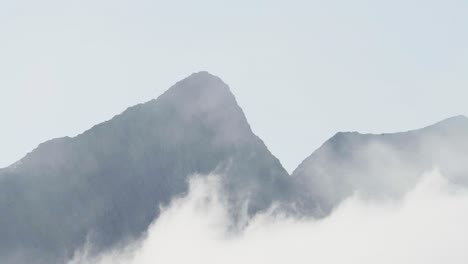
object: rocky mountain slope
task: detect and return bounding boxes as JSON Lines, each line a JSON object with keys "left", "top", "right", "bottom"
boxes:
{"left": 2, "top": 71, "right": 468, "bottom": 263}
{"left": 292, "top": 115, "right": 468, "bottom": 216}
{"left": 0, "top": 72, "right": 292, "bottom": 263}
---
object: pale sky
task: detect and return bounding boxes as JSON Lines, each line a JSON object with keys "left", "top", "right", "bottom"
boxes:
{"left": 1, "top": 0, "right": 467, "bottom": 172}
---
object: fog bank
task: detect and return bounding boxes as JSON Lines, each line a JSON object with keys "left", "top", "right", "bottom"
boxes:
{"left": 70, "top": 170, "right": 468, "bottom": 264}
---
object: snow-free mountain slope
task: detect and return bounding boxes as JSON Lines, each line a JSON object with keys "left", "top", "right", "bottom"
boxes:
{"left": 0, "top": 72, "right": 292, "bottom": 263}
{"left": 2, "top": 71, "right": 468, "bottom": 263}
{"left": 292, "top": 115, "right": 468, "bottom": 216}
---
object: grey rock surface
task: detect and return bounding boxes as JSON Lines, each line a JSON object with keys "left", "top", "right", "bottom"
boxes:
{"left": 0, "top": 72, "right": 291, "bottom": 263}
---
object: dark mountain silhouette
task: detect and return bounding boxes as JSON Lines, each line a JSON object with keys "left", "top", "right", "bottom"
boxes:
{"left": 292, "top": 115, "right": 468, "bottom": 216}
{"left": 0, "top": 72, "right": 292, "bottom": 263}
{"left": 2, "top": 71, "right": 468, "bottom": 263}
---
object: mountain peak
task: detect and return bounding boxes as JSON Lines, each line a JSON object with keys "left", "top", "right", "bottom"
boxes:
{"left": 187, "top": 70, "right": 219, "bottom": 79}
{"left": 140, "top": 72, "right": 249, "bottom": 141}
{"left": 0, "top": 72, "right": 291, "bottom": 262}
{"left": 157, "top": 71, "right": 235, "bottom": 113}
{"left": 170, "top": 71, "right": 229, "bottom": 94}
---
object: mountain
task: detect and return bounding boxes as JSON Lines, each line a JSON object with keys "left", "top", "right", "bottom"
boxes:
{"left": 0, "top": 72, "right": 292, "bottom": 263}
{"left": 3, "top": 71, "right": 468, "bottom": 263}
{"left": 292, "top": 115, "right": 468, "bottom": 216}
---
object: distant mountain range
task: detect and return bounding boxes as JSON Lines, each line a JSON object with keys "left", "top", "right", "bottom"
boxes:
{"left": 1, "top": 72, "right": 467, "bottom": 263}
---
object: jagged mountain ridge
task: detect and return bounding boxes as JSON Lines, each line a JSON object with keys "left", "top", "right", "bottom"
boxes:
{"left": 0, "top": 72, "right": 292, "bottom": 263}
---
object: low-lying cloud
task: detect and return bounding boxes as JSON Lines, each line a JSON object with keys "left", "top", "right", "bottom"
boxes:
{"left": 70, "top": 170, "right": 468, "bottom": 264}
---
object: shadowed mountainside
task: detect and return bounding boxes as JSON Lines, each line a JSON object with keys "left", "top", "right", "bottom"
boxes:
{"left": 0, "top": 72, "right": 292, "bottom": 263}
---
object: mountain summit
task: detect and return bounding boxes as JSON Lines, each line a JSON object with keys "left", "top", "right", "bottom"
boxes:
{"left": 0, "top": 72, "right": 291, "bottom": 263}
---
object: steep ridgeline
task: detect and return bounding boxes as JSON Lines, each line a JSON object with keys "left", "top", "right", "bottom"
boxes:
{"left": 292, "top": 116, "right": 468, "bottom": 216}
{"left": 0, "top": 72, "right": 292, "bottom": 263}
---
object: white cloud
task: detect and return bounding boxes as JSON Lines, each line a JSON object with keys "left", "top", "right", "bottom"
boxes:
{"left": 70, "top": 170, "right": 468, "bottom": 264}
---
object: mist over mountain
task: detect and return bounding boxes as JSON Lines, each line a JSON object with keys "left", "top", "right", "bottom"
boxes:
{"left": 292, "top": 115, "right": 468, "bottom": 216}
{"left": 0, "top": 72, "right": 292, "bottom": 263}
{"left": 1, "top": 71, "right": 467, "bottom": 263}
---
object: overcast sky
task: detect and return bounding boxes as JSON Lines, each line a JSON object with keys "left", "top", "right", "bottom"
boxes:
{"left": 1, "top": 0, "right": 467, "bottom": 172}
